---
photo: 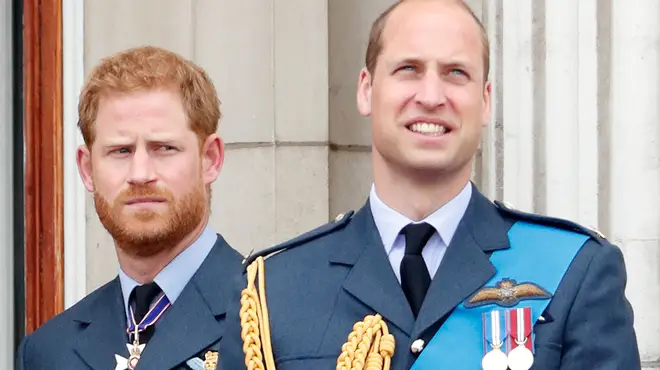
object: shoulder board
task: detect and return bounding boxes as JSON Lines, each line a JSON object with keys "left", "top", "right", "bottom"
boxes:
{"left": 242, "top": 210, "right": 355, "bottom": 268}
{"left": 493, "top": 200, "right": 608, "bottom": 244}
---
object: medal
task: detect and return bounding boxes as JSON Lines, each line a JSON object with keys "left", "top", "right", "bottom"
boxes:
{"left": 115, "top": 293, "right": 171, "bottom": 369}
{"left": 481, "top": 310, "right": 508, "bottom": 370}
{"left": 481, "top": 347, "right": 508, "bottom": 370}
{"left": 508, "top": 345, "right": 534, "bottom": 370}
{"left": 507, "top": 307, "right": 534, "bottom": 370}
{"left": 116, "top": 315, "right": 147, "bottom": 370}
{"left": 115, "top": 342, "right": 145, "bottom": 370}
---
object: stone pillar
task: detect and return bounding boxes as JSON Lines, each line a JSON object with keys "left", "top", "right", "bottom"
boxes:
{"left": 611, "top": 1, "right": 660, "bottom": 367}
{"left": 481, "top": 0, "right": 658, "bottom": 366}
{"left": 328, "top": 0, "right": 393, "bottom": 216}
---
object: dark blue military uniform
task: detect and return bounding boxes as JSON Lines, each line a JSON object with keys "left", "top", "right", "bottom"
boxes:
{"left": 221, "top": 184, "right": 640, "bottom": 369}
{"left": 16, "top": 235, "right": 243, "bottom": 370}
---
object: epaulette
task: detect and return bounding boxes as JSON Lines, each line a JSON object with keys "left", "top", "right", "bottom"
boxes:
{"left": 242, "top": 210, "right": 355, "bottom": 268}
{"left": 493, "top": 200, "right": 608, "bottom": 244}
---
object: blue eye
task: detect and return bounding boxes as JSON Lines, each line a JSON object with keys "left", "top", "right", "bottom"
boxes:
{"left": 396, "top": 65, "right": 416, "bottom": 73}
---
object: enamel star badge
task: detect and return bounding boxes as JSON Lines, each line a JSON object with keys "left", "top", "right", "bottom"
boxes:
{"left": 114, "top": 343, "right": 146, "bottom": 370}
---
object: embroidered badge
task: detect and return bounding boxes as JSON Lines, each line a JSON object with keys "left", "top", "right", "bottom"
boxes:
{"left": 464, "top": 278, "right": 551, "bottom": 308}
{"left": 204, "top": 351, "right": 218, "bottom": 370}
{"left": 185, "top": 351, "right": 218, "bottom": 370}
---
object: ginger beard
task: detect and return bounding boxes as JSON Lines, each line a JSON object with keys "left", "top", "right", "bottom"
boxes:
{"left": 94, "top": 181, "right": 206, "bottom": 257}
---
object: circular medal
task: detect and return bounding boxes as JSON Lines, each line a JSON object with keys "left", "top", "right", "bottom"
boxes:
{"left": 507, "top": 345, "right": 535, "bottom": 370}
{"left": 481, "top": 348, "right": 508, "bottom": 370}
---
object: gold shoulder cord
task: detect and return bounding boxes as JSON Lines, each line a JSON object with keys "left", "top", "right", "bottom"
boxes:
{"left": 336, "top": 314, "right": 395, "bottom": 370}
{"left": 240, "top": 257, "right": 396, "bottom": 370}
{"left": 240, "top": 257, "right": 276, "bottom": 370}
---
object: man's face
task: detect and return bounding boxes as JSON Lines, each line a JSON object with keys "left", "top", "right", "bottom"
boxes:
{"left": 358, "top": 0, "right": 491, "bottom": 176}
{"left": 77, "top": 88, "right": 223, "bottom": 256}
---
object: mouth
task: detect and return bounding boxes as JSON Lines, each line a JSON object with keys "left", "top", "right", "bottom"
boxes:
{"left": 405, "top": 119, "right": 453, "bottom": 137}
{"left": 124, "top": 197, "right": 167, "bottom": 205}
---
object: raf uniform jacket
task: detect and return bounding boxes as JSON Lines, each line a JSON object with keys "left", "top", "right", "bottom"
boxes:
{"left": 221, "top": 184, "right": 641, "bottom": 370}
{"left": 16, "top": 234, "right": 243, "bottom": 370}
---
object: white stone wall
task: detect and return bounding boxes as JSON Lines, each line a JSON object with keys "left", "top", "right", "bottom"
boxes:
{"left": 76, "top": 1, "right": 659, "bottom": 366}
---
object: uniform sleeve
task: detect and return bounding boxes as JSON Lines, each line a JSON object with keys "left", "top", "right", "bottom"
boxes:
{"left": 560, "top": 241, "right": 641, "bottom": 369}
{"left": 15, "top": 335, "right": 30, "bottom": 370}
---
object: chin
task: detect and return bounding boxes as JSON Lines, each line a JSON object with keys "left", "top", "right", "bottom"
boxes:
{"left": 402, "top": 154, "right": 454, "bottom": 171}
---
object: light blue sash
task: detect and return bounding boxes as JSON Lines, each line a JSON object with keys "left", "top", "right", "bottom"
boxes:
{"left": 411, "top": 221, "right": 589, "bottom": 369}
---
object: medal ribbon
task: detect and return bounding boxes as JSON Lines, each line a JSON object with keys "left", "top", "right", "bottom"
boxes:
{"left": 126, "top": 293, "right": 172, "bottom": 334}
{"left": 508, "top": 307, "right": 533, "bottom": 351}
{"left": 482, "top": 310, "right": 507, "bottom": 354}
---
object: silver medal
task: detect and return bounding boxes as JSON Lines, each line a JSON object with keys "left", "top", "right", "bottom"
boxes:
{"left": 481, "top": 348, "right": 509, "bottom": 370}
{"left": 508, "top": 345, "right": 534, "bottom": 370}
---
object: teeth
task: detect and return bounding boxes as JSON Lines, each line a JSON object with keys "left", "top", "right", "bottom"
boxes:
{"left": 409, "top": 122, "right": 448, "bottom": 135}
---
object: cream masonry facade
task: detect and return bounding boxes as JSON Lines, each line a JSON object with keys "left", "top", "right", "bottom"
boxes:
{"left": 53, "top": 0, "right": 660, "bottom": 368}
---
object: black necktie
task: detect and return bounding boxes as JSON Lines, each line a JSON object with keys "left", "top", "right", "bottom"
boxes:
{"left": 129, "top": 282, "right": 162, "bottom": 343}
{"left": 400, "top": 222, "right": 435, "bottom": 317}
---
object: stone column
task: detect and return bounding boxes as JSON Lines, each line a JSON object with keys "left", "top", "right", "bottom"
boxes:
{"left": 610, "top": 1, "right": 660, "bottom": 367}
{"left": 481, "top": 0, "right": 658, "bottom": 366}
{"left": 196, "top": 0, "right": 331, "bottom": 253}
{"left": 328, "top": 0, "right": 393, "bottom": 216}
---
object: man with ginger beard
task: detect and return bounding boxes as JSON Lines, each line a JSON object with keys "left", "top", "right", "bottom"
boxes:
{"left": 16, "top": 46, "right": 242, "bottom": 370}
{"left": 222, "top": 1, "right": 640, "bottom": 369}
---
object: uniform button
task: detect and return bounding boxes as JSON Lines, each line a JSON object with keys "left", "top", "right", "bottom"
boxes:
{"left": 334, "top": 213, "right": 345, "bottom": 222}
{"left": 410, "top": 339, "right": 425, "bottom": 354}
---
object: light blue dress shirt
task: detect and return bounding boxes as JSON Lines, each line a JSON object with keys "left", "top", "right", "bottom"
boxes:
{"left": 118, "top": 224, "right": 218, "bottom": 324}
{"left": 369, "top": 182, "right": 472, "bottom": 282}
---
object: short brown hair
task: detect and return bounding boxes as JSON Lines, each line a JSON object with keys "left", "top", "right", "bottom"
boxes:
{"left": 365, "top": 0, "right": 490, "bottom": 81}
{"left": 78, "top": 46, "right": 221, "bottom": 147}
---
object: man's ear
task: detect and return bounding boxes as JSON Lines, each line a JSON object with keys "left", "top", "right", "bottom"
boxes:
{"left": 201, "top": 134, "right": 224, "bottom": 185}
{"left": 76, "top": 145, "right": 95, "bottom": 192}
{"left": 357, "top": 67, "right": 373, "bottom": 117}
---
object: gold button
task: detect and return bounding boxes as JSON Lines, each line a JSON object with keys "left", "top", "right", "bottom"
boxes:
{"left": 410, "top": 339, "right": 425, "bottom": 354}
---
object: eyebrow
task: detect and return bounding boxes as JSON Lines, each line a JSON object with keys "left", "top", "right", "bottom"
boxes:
{"left": 98, "top": 134, "right": 182, "bottom": 147}
{"left": 388, "top": 56, "right": 476, "bottom": 70}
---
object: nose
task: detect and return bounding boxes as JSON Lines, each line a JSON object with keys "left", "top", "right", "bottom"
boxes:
{"left": 126, "top": 147, "right": 157, "bottom": 185}
{"left": 414, "top": 72, "right": 447, "bottom": 109}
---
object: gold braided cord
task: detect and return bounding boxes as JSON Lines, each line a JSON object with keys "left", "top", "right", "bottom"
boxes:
{"left": 336, "top": 314, "right": 395, "bottom": 370}
{"left": 240, "top": 256, "right": 395, "bottom": 370}
{"left": 240, "top": 257, "right": 276, "bottom": 370}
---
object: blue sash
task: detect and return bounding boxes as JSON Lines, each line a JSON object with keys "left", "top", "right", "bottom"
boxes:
{"left": 411, "top": 221, "right": 589, "bottom": 369}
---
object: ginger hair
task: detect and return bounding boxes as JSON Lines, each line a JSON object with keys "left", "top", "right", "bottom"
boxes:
{"left": 78, "top": 45, "right": 221, "bottom": 147}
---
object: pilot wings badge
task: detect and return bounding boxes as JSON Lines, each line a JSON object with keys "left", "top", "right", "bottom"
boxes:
{"left": 464, "top": 278, "right": 551, "bottom": 308}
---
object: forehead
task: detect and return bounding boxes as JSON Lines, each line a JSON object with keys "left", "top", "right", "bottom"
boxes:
{"left": 380, "top": 1, "right": 483, "bottom": 64}
{"left": 95, "top": 89, "right": 190, "bottom": 136}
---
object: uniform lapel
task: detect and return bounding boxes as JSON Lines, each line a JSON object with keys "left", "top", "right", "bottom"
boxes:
{"left": 331, "top": 203, "right": 415, "bottom": 336}
{"left": 73, "top": 278, "right": 130, "bottom": 370}
{"left": 135, "top": 235, "right": 242, "bottom": 370}
{"left": 411, "top": 186, "right": 511, "bottom": 340}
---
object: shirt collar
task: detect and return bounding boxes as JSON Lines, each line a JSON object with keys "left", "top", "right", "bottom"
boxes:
{"left": 118, "top": 224, "right": 218, "bottom": 321}
{"left": 369, "top": 182, "right": 472, "bottom": 254}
